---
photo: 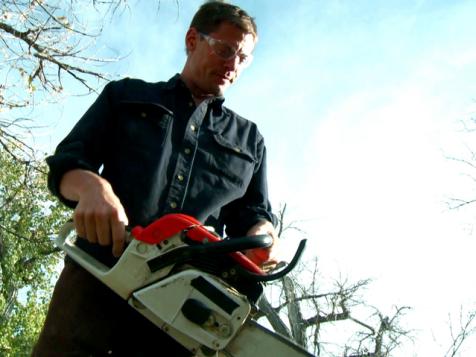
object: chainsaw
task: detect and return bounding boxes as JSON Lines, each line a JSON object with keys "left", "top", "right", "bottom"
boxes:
{"left": 56, "top": 213, "right": 313, "bottom": 357}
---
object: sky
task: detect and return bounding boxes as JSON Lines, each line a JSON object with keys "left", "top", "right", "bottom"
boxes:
{"left": 36, "top": 0, "right": 476, "bottom": 355}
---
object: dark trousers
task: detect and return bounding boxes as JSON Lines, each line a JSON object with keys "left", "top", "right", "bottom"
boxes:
{"left": 33, "top": 258, "right": 192, "bottom": 356}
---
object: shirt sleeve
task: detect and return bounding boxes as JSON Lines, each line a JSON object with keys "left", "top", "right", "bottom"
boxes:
{"left": 221, "top": 136, "right": 277, "bottom": 237}
{"left": 46, "top": 81, "right": 117, "bottom": 208}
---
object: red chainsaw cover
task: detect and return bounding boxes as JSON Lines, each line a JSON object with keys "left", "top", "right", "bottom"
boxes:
{"left": 131, "top": 214, "right": 264, "bottom": 275}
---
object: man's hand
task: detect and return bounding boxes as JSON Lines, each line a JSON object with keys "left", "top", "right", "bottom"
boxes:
{"left": 60, "top": 169, "right": 129, "bottom": 257}
{"left": 245, "top": 220, "right": 279, "bottom": 270}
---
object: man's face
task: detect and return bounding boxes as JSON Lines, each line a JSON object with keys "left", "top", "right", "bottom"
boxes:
{"left": 185, "top": 22, "right": 256, "bottom": 96}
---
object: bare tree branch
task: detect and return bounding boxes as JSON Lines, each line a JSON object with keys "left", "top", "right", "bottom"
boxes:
{"left": 257, "top": 295, "right": 292, "bottom": 338}
{"left": 259, "top": 205, "right": 412, "bottom": 356}
{"left": 444, "top": 306, "right": 476, "bottom": 357}
{"left": 0, "top": 0, "right": 131, "bottom": 159}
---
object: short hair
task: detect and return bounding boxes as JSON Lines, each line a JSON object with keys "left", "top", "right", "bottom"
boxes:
{"left": 190, "top": 1, "right": 257, "bottom": 39}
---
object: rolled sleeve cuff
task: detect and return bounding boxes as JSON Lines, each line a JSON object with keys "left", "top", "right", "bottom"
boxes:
{"left": 226, "top": 206, "right": 277, "bottom": 237}
{"left": 46, "top": 154, "right": 97, "bottom": 209}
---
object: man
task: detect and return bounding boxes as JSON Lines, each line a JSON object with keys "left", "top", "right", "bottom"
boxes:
{"left": 34, "top": 1, "right": 277, "bottom": 355}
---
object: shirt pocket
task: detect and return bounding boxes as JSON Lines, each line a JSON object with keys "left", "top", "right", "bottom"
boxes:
{"left": 115, "top": 101, "right": 173, "bottom": 156}
{"left": 205, "top": 133, "right": 256, "bottom": 188}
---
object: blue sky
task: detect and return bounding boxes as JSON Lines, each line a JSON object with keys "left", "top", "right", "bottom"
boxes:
{"left": 39, "top": 0, "right": 476, "bottom": 355}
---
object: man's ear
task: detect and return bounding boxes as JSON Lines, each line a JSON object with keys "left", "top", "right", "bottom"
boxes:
{"left": 185, "top": 27, "right": 199, "bottom": 54}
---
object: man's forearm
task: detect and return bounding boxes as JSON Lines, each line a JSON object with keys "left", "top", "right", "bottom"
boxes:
{"left": 59, "top": 169, "right": 111, "bottom": 202}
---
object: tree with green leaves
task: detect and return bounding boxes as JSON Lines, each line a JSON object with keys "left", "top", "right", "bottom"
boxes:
{"left": 0, "top": 144, "right": 68, "bottom": 356}
{"left": 0, "top": 2, "right": 129, "bottom": 353}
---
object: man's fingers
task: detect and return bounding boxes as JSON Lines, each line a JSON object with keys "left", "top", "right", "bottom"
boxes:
{"left": 68, "top": 174, "right": 128, "bottom": 256}
{"left": 84, "top": 214, "right": 98, "bottom": 244}
{"left": 244, "top": 220, "right": 280, "bottom": 269}
{"left": 111, "top": 220, "right": 126, "bottom": 258}
{"left": 261, "top": 259, "right": 279, "bottom": 273}
{"left": 73, "top": 213, "right": 86, "bottom": 239}
{"left": 245, "top": 247, "right": 271, "bottom": 267}
{"left": 96, "top": 215, "right": 111, "bottom": 246}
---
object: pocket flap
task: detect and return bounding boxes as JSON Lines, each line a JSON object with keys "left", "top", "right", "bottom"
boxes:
{"left": 213, "top": 134, "right": 255, "bottom": 163}
{"left": 119, "top": 100, "right": 174, "bottom": 116}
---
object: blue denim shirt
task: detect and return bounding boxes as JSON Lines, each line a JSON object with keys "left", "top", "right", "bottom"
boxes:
{"left": 47, "top": 75, "right": 275, "bottom": 242}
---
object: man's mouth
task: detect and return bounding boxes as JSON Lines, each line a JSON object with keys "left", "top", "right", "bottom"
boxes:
{"left": 215, "top": 73, "right": 232, "bottom": 84}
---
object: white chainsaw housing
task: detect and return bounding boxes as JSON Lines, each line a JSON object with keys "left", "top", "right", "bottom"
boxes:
{"left": 56, "top": 222, "right": 251, "bottom": 355}
{"left": 131, "top": 270, "right": 251, "bottom": 351}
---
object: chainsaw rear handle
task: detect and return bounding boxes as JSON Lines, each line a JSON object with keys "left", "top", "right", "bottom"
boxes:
{"left": 147, "top": 234, "right": 273, "bottom": 273}
{"left": 56, "top": 221, "right": 172, "bottom": 299}
{"left": 56, "top": 221, "right": 110, "bottom": 274}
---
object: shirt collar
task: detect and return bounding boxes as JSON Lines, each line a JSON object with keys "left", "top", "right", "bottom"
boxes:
{"left": 163, "top": 73, "right": 184, "bottom": 91}
{"left": 210, "top": 97, "right": 224, "bottom": 116}
{"left": 165, "top": 74, "right": 225, "bottom": 114}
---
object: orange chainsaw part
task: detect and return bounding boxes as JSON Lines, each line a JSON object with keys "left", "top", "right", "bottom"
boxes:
{"left": 131, "top": 214, "right": 265, "bottom": 275}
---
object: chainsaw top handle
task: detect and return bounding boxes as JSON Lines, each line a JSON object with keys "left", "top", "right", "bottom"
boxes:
{"left": 146, "top": 234, "right": 272, "bottom": 273}
{"left": 133, "top": 214, "right": 307, "bottom": 282}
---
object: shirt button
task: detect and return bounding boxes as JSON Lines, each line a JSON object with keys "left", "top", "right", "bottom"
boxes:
{"left": 170, "top": 202, "right": 177, "bottom": 209}
{"left": 140, "top": 112, "right": 147, "bottom": 118}
{"left": 177, "top": 174, "right": 184, "bottom": 181}
{"left": 184, "top": 148, "right": 191, "bottom": 155}
{"left": 190, "top": 124, "right": 196, "bottom": 132}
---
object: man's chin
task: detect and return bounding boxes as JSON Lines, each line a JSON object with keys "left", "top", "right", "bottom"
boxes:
{"left": 216, "top": 87, "right": 225, "bottom": 96}
{"left": 216, "top": 82, "right": 231, "bottom": 96}
{"left": 200, "top": 80, "right": 229, "bottom": 97}
{"left": 208, "top": 85, "right": 225, "bottom": 97}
